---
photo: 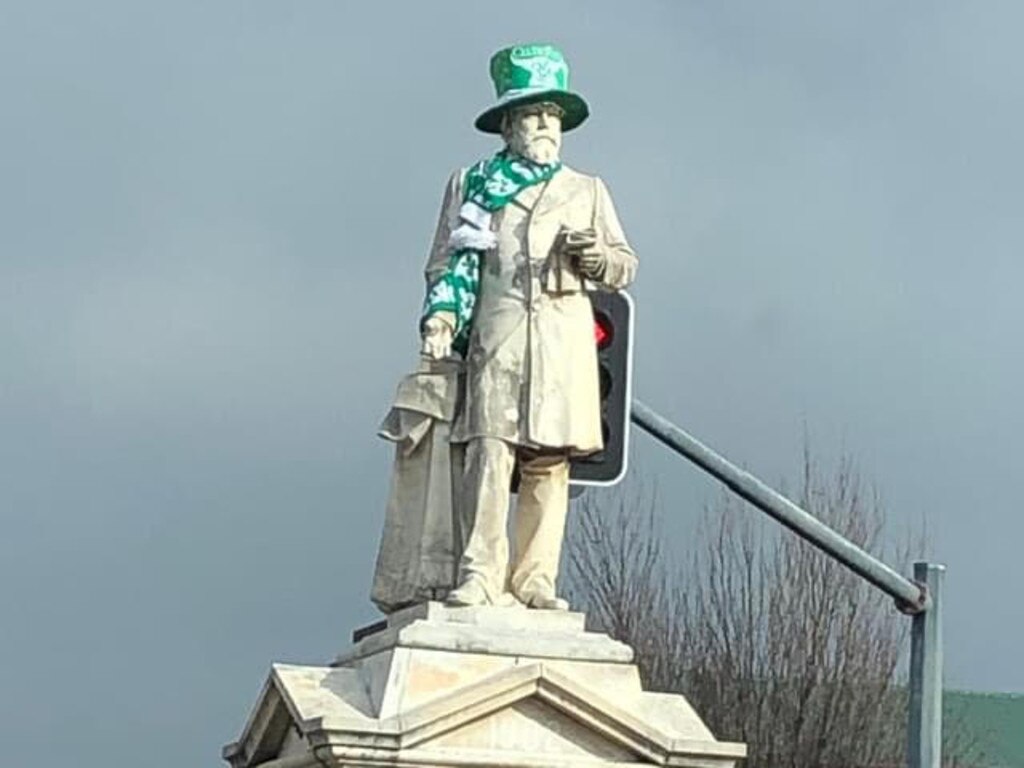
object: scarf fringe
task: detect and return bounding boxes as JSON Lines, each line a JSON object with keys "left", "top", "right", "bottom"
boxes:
{"left": 449, "top": 223, "right": 496, "bottom": 253}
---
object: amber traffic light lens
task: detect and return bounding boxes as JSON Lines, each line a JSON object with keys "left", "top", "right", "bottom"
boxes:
{"left": 598, "top": 364, "right": 612, "bottom": 399}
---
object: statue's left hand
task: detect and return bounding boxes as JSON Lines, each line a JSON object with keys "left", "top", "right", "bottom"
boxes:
{"left": 421, "top": 314, "right": 454, "bottom": 359}
{"left": 575, "top": 248, "right": 607, "bottom": 280}
{"left": 560, "top": 227, "right": 606, "bottom": 280}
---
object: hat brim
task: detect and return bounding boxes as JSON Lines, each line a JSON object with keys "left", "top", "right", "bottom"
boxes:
{"left": 474, "top": 90, "right": 590, "bottom": 134}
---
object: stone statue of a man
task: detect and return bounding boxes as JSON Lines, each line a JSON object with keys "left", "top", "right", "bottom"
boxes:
{"left": 416, "top": 43, "right": 637, "bottom": 610}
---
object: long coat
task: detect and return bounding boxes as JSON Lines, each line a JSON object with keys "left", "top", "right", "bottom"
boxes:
{"left": 424, "top": 164, "right": 637, "bottom": 454}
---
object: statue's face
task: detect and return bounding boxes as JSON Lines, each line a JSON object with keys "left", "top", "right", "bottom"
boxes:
{"left": 503, "top": 101, "right": 564, "bottom": 165}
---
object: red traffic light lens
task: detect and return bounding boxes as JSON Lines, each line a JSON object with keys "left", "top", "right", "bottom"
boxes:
{"left": 593, "top": 310, "right": 613, "bottom": 350}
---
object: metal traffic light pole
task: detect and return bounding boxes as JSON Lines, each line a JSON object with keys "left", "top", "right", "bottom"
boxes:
{"left": 629, "top": 398, "right": 945, "bottom": 768}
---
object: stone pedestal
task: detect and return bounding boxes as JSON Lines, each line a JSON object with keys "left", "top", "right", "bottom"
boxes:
{"left": 223, "top": 603, "right": 746, "bottom": 768}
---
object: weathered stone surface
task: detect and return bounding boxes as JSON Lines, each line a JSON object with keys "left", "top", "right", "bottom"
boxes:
{"left": 387, "top": 601, "right": 589, "bottom": 633}
{"left": 336, "top": 602, "right": 632, "bottom": 668}
{"left": 223, "top": 603, "right": 746, "bottom": 768}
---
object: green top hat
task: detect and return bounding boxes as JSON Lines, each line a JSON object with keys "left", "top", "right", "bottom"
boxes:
{"left": 475, "top": 43, "right": 590, "bottom": 134}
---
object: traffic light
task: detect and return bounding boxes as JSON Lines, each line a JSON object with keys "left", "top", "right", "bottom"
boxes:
{"left": 570, "top": 290, "right": 634, "bottom": 486}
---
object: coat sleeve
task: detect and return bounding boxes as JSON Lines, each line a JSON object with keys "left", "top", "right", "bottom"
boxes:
{"left": 423, "top": 170, "right": 464, "bottom": 288}
{"left": 591, "top": 176, "right": 638, "bottom": 290}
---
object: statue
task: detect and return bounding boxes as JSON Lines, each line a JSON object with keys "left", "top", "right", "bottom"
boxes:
{"left": 372, "top": 43, "right": 637, "bottom": 613}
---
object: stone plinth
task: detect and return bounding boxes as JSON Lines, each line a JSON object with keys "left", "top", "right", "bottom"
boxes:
{"left": 223, "top": 603, "right": 746, "bottom": 768}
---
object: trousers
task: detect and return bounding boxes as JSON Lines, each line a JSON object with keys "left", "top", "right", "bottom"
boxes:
{"left": 459, "top": 437, "right": 570, "bottom": 603}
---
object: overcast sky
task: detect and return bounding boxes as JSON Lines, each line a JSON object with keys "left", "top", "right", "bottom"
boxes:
{"left": 2, "top": 1, "right": 1022, "bottom": 765}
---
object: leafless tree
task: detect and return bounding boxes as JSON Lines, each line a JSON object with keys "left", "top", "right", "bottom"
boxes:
{"left": 565, "top": 448, "right": 976, "bottom": 768}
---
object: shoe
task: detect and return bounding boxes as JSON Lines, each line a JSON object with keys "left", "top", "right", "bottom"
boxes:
{"left": 522, "top": 593, "right": 569, "bottom": 611}
{"left": 493, "top": 592, "right": 522, "bottom": 608}
{"left": 446, "top": 578, "right": 489, "bottom": 607}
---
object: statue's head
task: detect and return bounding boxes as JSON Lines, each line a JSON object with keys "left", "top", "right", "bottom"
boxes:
{"left": 501, "top": 101, "right": 564, "bottom": 165}
{"left": 475, "top": 43, "right": 589, "bottom": 153}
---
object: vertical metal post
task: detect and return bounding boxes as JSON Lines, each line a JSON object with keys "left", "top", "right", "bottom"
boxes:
{"left": 908, "top": 562, "right": 944, "bottom": 768}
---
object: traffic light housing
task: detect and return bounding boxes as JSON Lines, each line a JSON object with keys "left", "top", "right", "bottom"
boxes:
{"left": 570, "top": 290, "right": 634, "bottom": 486}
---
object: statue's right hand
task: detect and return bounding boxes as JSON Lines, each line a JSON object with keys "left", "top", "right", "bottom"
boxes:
{"left": 420, "top": 314, "right": 454, "bottom": 359}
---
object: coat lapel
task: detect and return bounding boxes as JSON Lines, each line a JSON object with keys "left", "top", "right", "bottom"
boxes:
{"left": 532, "top": 166, "right": 576, "bottom": 221}
{"left": 528, "top": 167, "right": 581, "bottom": 261}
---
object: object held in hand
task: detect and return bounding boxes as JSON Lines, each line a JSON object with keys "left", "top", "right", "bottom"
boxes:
{"left": 560, "top": 227, "right": 604, "bottom": 278}
{"left": 561, "top": 227, "right": 598, "bottom": 252}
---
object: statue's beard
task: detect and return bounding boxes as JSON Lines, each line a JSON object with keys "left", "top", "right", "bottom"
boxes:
{"left": 511, "top": 134, "right": 561, "bottom": 165}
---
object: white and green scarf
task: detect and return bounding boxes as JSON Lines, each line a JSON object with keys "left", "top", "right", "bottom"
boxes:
{"left": 422, "top": 149, "right": 561, "bottom": 354}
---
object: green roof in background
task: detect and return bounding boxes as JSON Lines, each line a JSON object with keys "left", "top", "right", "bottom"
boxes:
{"left": 946, "top": 691, "right": 1024, "bottom": 767}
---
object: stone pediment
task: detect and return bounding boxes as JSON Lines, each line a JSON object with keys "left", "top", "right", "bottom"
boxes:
{"left": 223, "top": 604, "right": 746, "bottom": 768}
